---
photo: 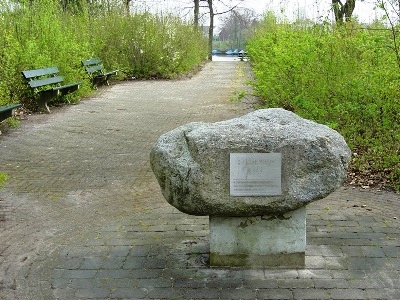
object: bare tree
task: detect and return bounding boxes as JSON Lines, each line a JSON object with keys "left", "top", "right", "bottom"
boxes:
{"left": 219, "top": 9, "right": 256, "bottom": 50}
{"left": 378, "top": 0, "right": 400, "bottom": 69}
{"left": 194, "top": 0, "right": 200, "bottom": 28}
{"left": 126, "top": 0, "right": 132, "bottom": 14}
{"left": 201, "top": 0, "right": 242, "bottom": 59}
{"left": 207, "top": 0, "right": 214, "bottom": 59}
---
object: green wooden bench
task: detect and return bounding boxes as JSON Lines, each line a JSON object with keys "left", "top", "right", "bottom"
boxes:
{"left": 82, "top": 58, "right": 118, "bottom": 88}
{"left": 22, "top": 67, "right": 82, "bottom": 113}
{"left": 238, "top": 50, "right": 248, "bottom": 61}
{"left": 0, "top": 104, "right": 22, "bottom": 122}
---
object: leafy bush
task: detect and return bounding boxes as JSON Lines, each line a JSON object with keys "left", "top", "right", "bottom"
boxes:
{"left": 247, "top": 15, "right": 400, "bottom": 191}
{"left": 0, "top": 0, "right": 208, "bottom": 110}
{"left": 0, "top": 172, "right": 7, "bottom": 189}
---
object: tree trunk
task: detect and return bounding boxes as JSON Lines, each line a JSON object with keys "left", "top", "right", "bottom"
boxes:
{"left": 332, "top": 0, "right": 356, "bottom": 24}
{"left": 207, "top": 0, "right": 213, "bottom": 60}
{"left": 194, "top": 0, "right": 200, "bottom": 29}
{"left": 344, "top": 0, "right": 356, "bottom": 22}
{"left": 332, "top": 0, "right": 344, "bottom": 23}
{"left": 126, "top": 0, "right": 132, "bottom": 15}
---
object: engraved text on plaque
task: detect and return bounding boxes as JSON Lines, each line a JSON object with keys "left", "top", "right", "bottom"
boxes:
{"left": 230, "top": 153, "right": 282, "bottom": 196}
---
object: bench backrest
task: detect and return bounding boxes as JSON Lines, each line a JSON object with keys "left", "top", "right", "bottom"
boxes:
{"left": 82, "top": 58, "right": 105, "bottom": 75}
{"left": 22, "top": 67, "right": 64, "bottom": 89}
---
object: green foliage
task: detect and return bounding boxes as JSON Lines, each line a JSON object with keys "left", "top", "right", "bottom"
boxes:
{"left": 247, "top": 15, "right": 400, "bottom": 191}
{"left": 0, "top": 172, "right": 7, "bottom": 189}
{"left": 0, "top": 0, "right": 208, "bottom": 109}
{"left": 98, "top": 12, "right": 208, "bottom": 79}
{"left": 7, "top": 117, "right": 20, "bottom": 128}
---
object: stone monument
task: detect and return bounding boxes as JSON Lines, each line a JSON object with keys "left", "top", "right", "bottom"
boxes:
{"left": 150, "top": 108, "right": 351, "bottom": 267}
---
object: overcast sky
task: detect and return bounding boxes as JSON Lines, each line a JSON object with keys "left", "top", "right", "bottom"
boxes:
{"left": 132, "top": 0, "right": 383, "bottom": 28}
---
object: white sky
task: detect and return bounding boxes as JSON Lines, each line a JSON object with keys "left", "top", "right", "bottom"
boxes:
{"left": 132, "top": 0, "right": 385, "bottom": 29}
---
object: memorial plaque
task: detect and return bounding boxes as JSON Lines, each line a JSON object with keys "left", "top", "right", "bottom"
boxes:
{"left": 230, "top": 153, "right": 281, "bottom": 196}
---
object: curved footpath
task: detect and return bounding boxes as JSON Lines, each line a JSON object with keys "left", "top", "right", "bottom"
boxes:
{"left": 0, "top": 61, "right": 399, "bottom": 300}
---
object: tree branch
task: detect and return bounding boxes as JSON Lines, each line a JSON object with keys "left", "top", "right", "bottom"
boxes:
{"left": 214, "top": 3, "right": 239, "bottom": 16}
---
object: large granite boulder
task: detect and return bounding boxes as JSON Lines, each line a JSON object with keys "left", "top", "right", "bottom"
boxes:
{"left": 150, "top": 108, "right": 351, "bottom": 217}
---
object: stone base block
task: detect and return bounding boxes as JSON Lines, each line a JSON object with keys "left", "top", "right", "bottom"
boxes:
{"left": 209, "top": 207, "right": 306, "bottom": 268}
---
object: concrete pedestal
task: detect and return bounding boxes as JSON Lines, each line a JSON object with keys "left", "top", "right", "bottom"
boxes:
{"left": 209, "top": 207, "right": 306, "bottom": 268}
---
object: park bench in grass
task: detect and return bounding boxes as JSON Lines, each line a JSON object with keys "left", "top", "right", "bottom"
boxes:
{"left": 82, "top": 58, "right": 118, "bottom": 88}
{"left": 22, "top": 67, "right": 82, "bottom": 113}
{"left": 0, "top": 104, "right": 22, "bottom": 122}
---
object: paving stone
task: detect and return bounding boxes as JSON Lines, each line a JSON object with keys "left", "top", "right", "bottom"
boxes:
{"left": 129, "top": 268, "right": 164, "bottom": 279}
{"left": 96, "top": 269, "right": 131, "bottom": 279}
{"left": 305, "top": 255, "right": 326, "bottom": 268}
{"left": 381, "top": 246, "right": 400, "bottom": 257}
{"left": 347, "top": 278, "right": 385, "bottom": 289}
{"left": 329, "top": 288, "right": 367, "bottom": 299}
{"left": 51, "top": 278, "right": 71, "bottom": 289}
{"left": 292, "top": 288, "right": 331, "bottom": 300}
{"left": 365, "top": 288, "right": 391, "bottom": 299}
{"left": 264, "top": 270, "right": 299, "bottom": 279}
{"left": 174, "top": 278, "right": 207, "bottom": 288}
{"left": 184, "top": 288, "right": 220, "bottom": 299}
{"left": 123, "top": 256, "right": 147, "bottom": 269}
{"left": 110, "top": 287, "right": 148, "bottom": 299}
{"left": 62, "top": 269, "right": 98, "bottom": 279}
{"left": 313, "top": 278, "right": 349, "bottom": 289}
{"left": 1, "top": 61, "right": 399, "bottom": 300}
{"left": 387, "top": 288, "right": 400, "bottom": 299}
{"left": 101, "top": 256, "right": 126, "bottom": 269}
{"left": 75, "top": 288, "right": 110, "bottom": 299}
{"left": 69, "top": 278, "right": 104, "bottom": 289}
{"left": 257, "top": 288, "right": 294, "bottom": 299}
{"left": 147, "top": 287, "right": 186, "bottom": 299}
{"left": 59, "top": 257, "right": 84, "bottom": 269}
{"left": 297, "top": 269, "right": 333, "bottom": 279}
{"left": 277, "top": 278, "right": 315, "bottom": 289}
{"left": 109, "top": 246, "right": 132, "bottom": 257}
{"left": 324, "top": 256, "right": 348, "bottom": 269}
{"left": 206, "top": 278, "right": 243, "bottom": 289}
{"left": 347, "top": 257, "right": 390, "bottom": 270}
{"left": 331, "top": 269, "right": 367, "bottom": 279}
{"left": 138, "top": 278, "right": 172, "bottom": 288}
{"left": 242, "top": 279, "right": 278, "bottom": 289}
{"left": 219, "top": 288, "right": 256, "bottom": 299}
{"left": 144, "top": 256, "right": 167, "bottom": 269}
{"left": 80, "top": 257, "right": 105, "bottom": 269}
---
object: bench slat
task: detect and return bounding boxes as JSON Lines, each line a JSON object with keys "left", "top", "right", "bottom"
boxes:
{"left": 103, "top": 70, "right": 118, "bottom": 76}
{"left": 82, "top": 58, "right": 101, "bottom": 66}
{"left": 53, "top": 81, "right": 82, "bottom": 91}
{"left": 0, "top": 104, "right": 22, "bottom": 113}
{"left": 22, "top": 66, "right": 81, "bottom": 113}
{"left": 86, "top": 65, "right": 104, "bottom": 73}
{"left": 22, "top": 67, "right": 59, "bottom": 79}
{"left": 82, "top": 58, "right": 118, "bottom": 88}
{"left": 0, "top": 104, "right": 22, "bottom": 122}
{"left": 28, "top": 76, "right": 64, "bottom": 88}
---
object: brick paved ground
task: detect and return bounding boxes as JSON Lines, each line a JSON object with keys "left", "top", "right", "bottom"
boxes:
{"left": 0, "top": 61, "right": 399, "bottom": 300}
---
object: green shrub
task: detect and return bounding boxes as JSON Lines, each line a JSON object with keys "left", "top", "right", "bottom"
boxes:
{"left": 0, "top": 0, "right": 208, "bottom": 109}
{"left": 247, "top": 15, "right": 400, "bottom": 191}
{"left": 0, "top": 172, "right": 7, "bottom": 189}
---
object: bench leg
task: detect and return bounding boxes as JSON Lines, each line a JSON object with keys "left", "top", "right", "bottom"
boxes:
{"left": 37, "top": 99, "right": 51, "bottom": 114}
{"left": 93, "top": 76, "right": 108, "bottom": 87}
{"left": 105, "top": 76, "right": 111, "bottom": 86}
{"left": 0, "top": 110, "right": 13, "bottom": 123}
{"left": 38, "top": 91, "right": 54, "bottom": 114}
